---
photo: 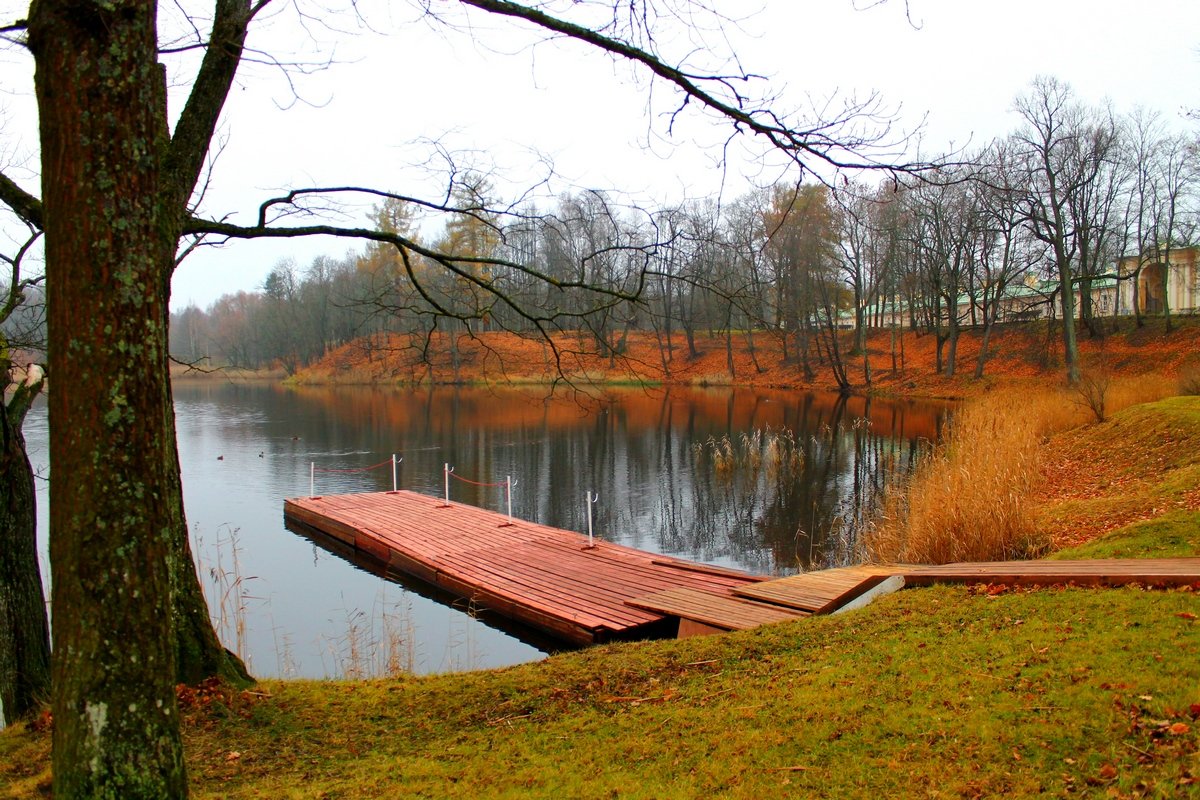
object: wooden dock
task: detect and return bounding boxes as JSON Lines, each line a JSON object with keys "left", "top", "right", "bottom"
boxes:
{"left": 284, "top": 491, "right": 767, "bottom": 645}
{"left": 285, "top": 491, "right": 1200, "bottom": 646}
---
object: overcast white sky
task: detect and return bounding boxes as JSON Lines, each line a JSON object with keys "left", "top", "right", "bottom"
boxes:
{"left": 1, "top": 0, "right": 1198, "bottom": 310}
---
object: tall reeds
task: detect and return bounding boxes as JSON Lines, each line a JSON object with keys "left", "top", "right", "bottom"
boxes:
{"left": 693, "top": 426, "right": 804, "bottom": 479}
{"left": 861, "top": 375, "right": 1177, "bottom": 565}
{"left": 194, "top": 524, "right": 257, "bottom": 670}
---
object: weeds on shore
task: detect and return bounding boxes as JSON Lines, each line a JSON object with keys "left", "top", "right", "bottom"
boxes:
{"left": 322, "top": 592, "right": 419, "bottom": 679}
{"left": 194, "top": 528, "right": 439, "bottom": 679}
{"left": 861, "top": 375, "right": 1177, "bottom": 564}
{"left": 194, "top": 525, "right": 256, "bottom": 671}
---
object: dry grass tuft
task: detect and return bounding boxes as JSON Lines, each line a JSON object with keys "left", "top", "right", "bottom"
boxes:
{"left": 693, "top": 426, "right": 803, "bottom": 480}
{"left": 861, "top": 375, "right": 1178, "bottom": 564}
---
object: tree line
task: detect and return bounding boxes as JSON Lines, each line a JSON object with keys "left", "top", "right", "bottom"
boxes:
{"left": 173, "top": 77, "right": 1198, "bottom": 391}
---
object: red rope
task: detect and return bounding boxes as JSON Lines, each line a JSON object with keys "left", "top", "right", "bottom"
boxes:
{"left": 313, "top": 459, "right": 393, "bottom": 474}
{"left": 448, "top": 471, "right": 507, "bottom": 488}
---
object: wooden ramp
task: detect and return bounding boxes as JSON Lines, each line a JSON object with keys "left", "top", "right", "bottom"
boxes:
{"left": 284, "top": 491, "right": 764, "bottom": 646}
{"left": 733, "top": 566, "right": 899, "bottom": 614}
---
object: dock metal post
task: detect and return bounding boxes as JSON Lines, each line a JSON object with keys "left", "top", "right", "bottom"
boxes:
{"left": 444, "top": 463, "right": 452, "bottom": 505}
{"left": 506, "top": 476, "right": 514, "bottom": 525}
{"left": 585, "top": 491, "right": 598, "bottom": 548}
{"left": 310, "top": 462, "right": 315, "bottom": 498}
{"left": 392, "top": 454, "right": 398, "bottom": 492}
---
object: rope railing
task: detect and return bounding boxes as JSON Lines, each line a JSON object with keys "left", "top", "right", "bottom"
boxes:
{"left": 312, "top": 459, "right": 394, "bottom": 474}
{"left": 442, "top": 463, "right": 517, "bottom": 525}
{"left": 310, "top": 454, "right": 402, "bottom": 496}
{"left": 448, "top": 472, "right": 507, "bottom": 487}
{"left": 306, "top": 456, "right": 540, "bottom": 530}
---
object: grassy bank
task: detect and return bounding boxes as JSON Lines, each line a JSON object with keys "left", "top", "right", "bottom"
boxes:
{"left": 4, "top": 585, "right": 1196, "bottom": 798}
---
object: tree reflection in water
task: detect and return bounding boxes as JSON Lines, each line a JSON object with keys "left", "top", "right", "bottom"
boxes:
{"left": 220, "top": 383, "right": 949, "bottom": 575}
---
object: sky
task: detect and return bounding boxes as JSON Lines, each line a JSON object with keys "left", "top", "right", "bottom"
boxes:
{"left": 0, "top": 0, "right": 1198, "bottom": 311}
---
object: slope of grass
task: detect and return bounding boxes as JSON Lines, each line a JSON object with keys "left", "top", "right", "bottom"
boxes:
{"left": 1052, "top": 509, "right": 1200, "bottom": 560}
{"left": 1037, "top": 396, "right": 1200, "bottom": 551}
{"left": 3, "top": 583, "right": 1198, "bottom": 799}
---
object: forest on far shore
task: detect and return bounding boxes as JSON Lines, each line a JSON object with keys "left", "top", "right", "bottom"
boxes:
{"left": 169, "top": 79, "right": 1199, "bottom": 393}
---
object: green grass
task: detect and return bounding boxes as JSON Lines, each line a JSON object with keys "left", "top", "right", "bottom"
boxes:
{"left": 1053, "top": 510, "right": 1200, "bottom": 560}
{"left": 4, "top": 581, "right": 1198, "bottom": 799}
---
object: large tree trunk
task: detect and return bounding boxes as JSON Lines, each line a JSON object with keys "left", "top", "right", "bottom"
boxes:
{"left": 31, "top": 2, "right": 187, "bottom": 795}
{"left": 0, "top": 377, "right": 51, "bottom": 724}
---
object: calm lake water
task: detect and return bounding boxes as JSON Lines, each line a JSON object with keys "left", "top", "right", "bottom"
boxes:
{"left": 25, "top": 383, "right": 948, "bottom": 678}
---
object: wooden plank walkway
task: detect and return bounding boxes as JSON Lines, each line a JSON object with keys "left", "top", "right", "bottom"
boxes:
{"left": 898, "top": 559, "right": 1200, "bottom": 588}
{"left": 732, "top": 560, "right": 1200, "bottom": 619}
{"left": 284, "top": 491, "right": 764, "bottom": 646}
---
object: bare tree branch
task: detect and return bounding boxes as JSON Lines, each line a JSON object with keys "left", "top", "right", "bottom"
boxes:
{"left": 164, "top": 0, "right": 266, "bottom": 214}
{"left": 0, "top": 172, "right": 43, "bottom": 230}
{"left": 456, "top": 0, "right": 924, "bottom": 177}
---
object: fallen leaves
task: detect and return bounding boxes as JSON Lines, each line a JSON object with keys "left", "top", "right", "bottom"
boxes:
{"left": 176, "top": 676, "right": 269, "bottom": 729}
{"left": 29, "top": 709, "right": 53, "bottom": 733}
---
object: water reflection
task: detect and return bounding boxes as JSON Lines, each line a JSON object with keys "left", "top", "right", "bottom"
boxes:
{"left": 257, "top": 384, "right": 944, "bottom": 573}
{"left": 26, "top": 383, "right": 947, "bottom": 677}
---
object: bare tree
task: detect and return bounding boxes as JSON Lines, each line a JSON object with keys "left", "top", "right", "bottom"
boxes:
{"left": 906, "top": 168, "right": 981, "bottom": 377}
{"left": 972, "top": 141, "right": 1045, "bottom": 378}
{"left": 1013, "top": 76, "right": 1118, "bottom": 382}
{"left": 1150, "top": 133, "right": 1199, "bottom": 329}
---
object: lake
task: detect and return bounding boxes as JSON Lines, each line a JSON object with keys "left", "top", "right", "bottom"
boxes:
{"left": 25, "top": 383, "right": 948, "bottom": 678}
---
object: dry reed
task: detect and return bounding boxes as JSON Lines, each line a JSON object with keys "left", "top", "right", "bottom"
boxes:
{"left": 861, "top": 375, "right": 1178, "bottom": 564}
{"left": 693, "top": 426, "right": 804, "bottom": 479}
{"left": 194, "top": 524, "right": 257, "bottom": 671}
{"left": 324, "top": 591, "right": 418, "bottom": 679}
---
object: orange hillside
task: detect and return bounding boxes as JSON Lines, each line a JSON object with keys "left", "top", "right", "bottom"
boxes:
{"left": 291, "top": 318, "right": 1200, "bottom": 399}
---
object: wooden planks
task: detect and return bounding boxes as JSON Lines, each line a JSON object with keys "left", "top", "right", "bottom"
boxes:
{"left": 733, "top": 566, "right": 897, "bottom": 614}
{"left": 732, "top": 559, "right": 1200, "bottom": 619}
{"left": 897, "top": 559, "right": 1200, "bottom": 588}
{"left": 626, "top": 587, "right": 808, "bottom": 631}
{"left": 284, "top": 491, "right": 763, "bottom": 646}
